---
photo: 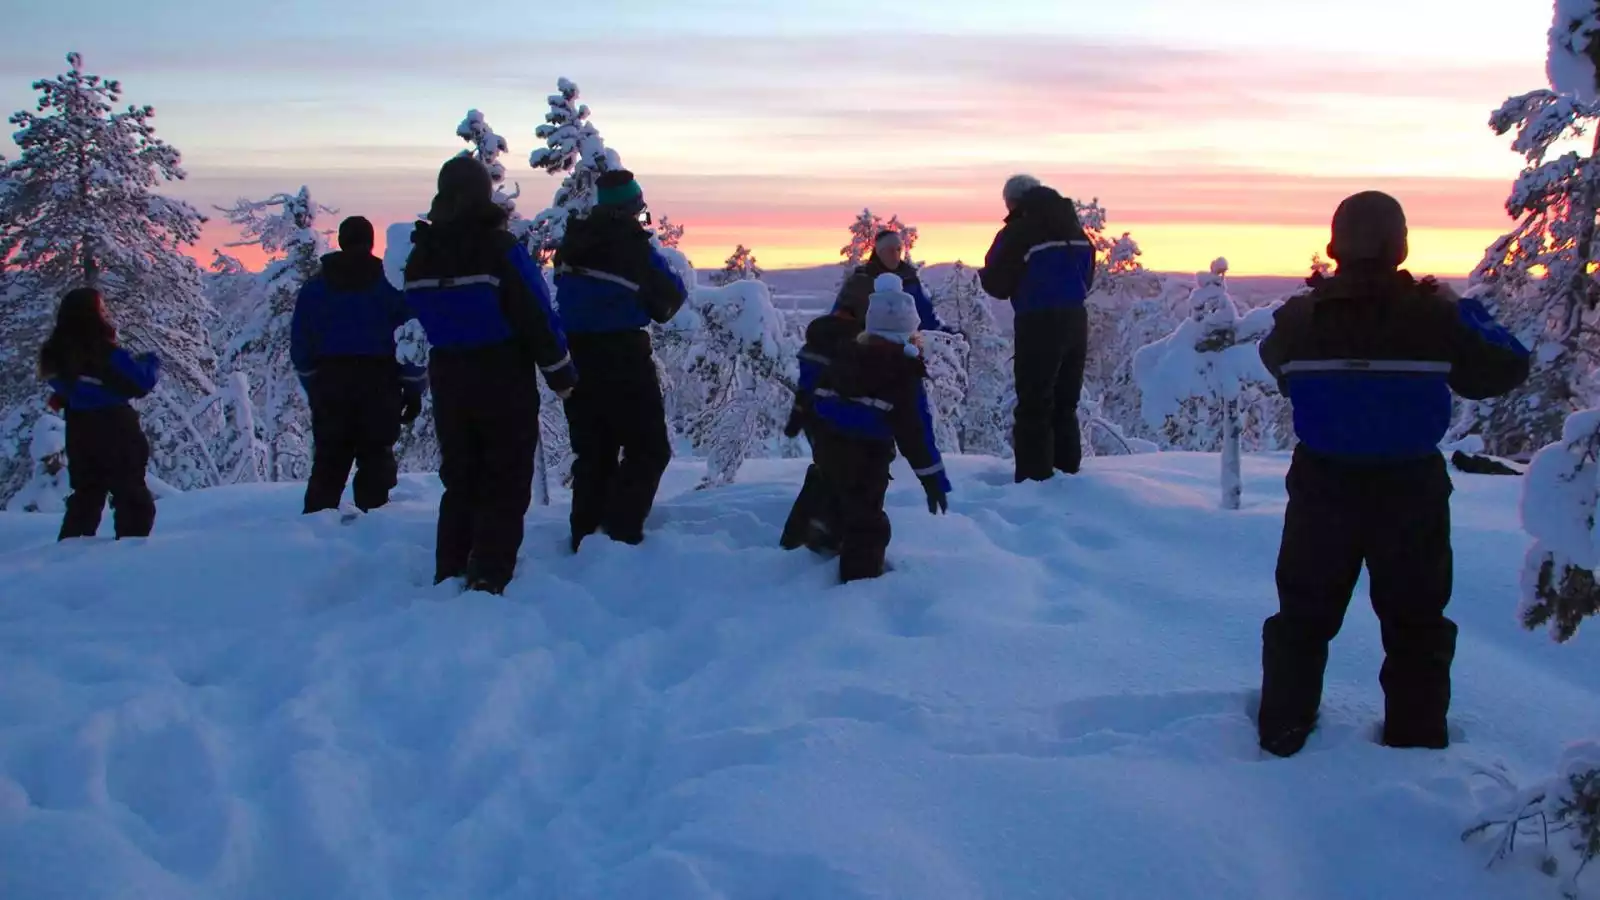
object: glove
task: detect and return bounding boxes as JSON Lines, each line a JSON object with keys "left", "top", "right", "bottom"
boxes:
{"left": 782, "top": 403, "right": 806, "bottom": 439}
{"left": 400, "top": 386, "right": 423, "bottom": 425}
{"left": 920, "top": 475, "right": 948, "bottom": 515}
{"left": 545, "top": 358, "right": 578, "bottom": 400}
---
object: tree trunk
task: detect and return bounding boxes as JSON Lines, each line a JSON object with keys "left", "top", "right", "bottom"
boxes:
{"left": 1220, "top": 396, "right": 1242, "bottom": 511}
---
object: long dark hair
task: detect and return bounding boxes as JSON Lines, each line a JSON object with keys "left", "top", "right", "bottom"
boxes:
{"left": 39, "top": 287, "right": 117, "bottom": 381}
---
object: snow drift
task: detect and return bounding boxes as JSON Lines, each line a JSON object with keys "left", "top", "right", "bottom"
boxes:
{"left": 0, "top": 453, "right": 1593, "bottom": 899}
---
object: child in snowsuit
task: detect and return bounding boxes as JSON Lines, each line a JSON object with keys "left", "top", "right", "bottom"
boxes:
{"left": 979, "top": 175, "right": 1097, "bottom": 482}
{"left": 779, "top": 306, "right": 865, "bottom": 553}
{"left": 39, "top": 287, "right": 161, "bottom": 541}
{"left": 403, "top": 156, "right": 577, "bottom": 595}
{"left": 1255, "top": 191, "right": 1531, "bottom": 757}
{"left": 553, "top": 170, "right": 688, "bottom": 551}
{"left": 810, "top": 273, "right": 951, "bottom": 582}
{"left": 291, "top": 215, "right": 425, "bottom": 515}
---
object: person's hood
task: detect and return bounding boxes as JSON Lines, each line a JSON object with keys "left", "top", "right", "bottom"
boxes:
{"left": 319, "top": 250, "right": 386, "bottom": 293}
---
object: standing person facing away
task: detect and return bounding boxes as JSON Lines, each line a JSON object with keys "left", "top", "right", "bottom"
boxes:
{"left": 553, "top": 169, "right": 688, "bottom": 551}
{"left": 40, "top": 287, "right": 160, "bottom": 541}
{"left": 811, "top": 274, "right": 951, "bottom": 583}
{"left": 291, "top": 215, "right": 425, "bottom": 515}
{"left": 833, "top": 229, "right": 951, "bottom": 333}
{"left": 403, "top": 156, "right": 577, "bottom": 595}
{"left": 979, "top": 175, "right": 1097, "bottom": 483}
{"left": 1255, "top": 190, "right": 1530, "bottom": 758}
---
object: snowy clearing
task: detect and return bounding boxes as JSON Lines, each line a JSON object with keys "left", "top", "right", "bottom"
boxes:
{"left": 0, "top": 453, "right": 1592, "bottom": 899}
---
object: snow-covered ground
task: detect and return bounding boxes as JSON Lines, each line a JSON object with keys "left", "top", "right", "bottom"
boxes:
{"left": 0, "top": 453, "right": 1591, "bottom": 899}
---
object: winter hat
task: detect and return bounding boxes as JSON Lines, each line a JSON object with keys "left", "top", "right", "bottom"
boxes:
{"left": 1003, "top": 174, "right": 1042, "bottom": 209}
{"left": 337, "top": 216, "right": 375, "bottom": 253}
{"left": 429, "top": 156, "right": 495, "bottom": 223}
{"left": 865, "top": 272, "right": 921, "bottom": 351}
{"left": 1328, "top": 190, "right": 1408, "bottom": 267}
{"left": 596, "top": 170, "right": 645, "bottom": 215}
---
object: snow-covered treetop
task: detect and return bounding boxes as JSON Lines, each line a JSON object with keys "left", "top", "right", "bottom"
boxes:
{"left": 0, "top": 51, "right": 205, "bottom": 291}
{"left": 840, "top": 209, "right": 882, "bottom": 267}
{"left": 528, "top": 78, "right": 621, "bottom": 255}
{"left": 1550, "top": 0, "right": 1600, "bottom": 101}
{"left": 216, "top": 187, "right": 334, "bottom": 261}
{"left": 1107, "top": 233, "right": 1143, "bottom": 276}
{"left": 1133, "top": 259, "right": 1278, "bottom": 428}
{"left": 712, "top": 244, "right": 764, "bottom": 286}
{"left": 457, "top": 109, "right": 519, "bottom": 214}
{"left": 656, "top": 215, "right": 685, "bottom": 249}
{"left": 883, "top": 214, "right": 918, "bottom": 257}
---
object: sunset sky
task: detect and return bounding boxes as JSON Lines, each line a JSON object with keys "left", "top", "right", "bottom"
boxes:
{"left": 0, "top": 1, "right": 1551, "bottom": 276}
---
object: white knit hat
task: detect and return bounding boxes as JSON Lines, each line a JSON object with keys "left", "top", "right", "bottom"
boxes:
{"left": 865, "top": 273, "right": 920, "bottom": 351}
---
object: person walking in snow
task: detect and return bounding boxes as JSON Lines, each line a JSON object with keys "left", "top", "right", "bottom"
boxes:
{"left": 779, "top": 303, "right": 866, "bottom": 554}
{"left": 553, "top": 169, "right": 688, "bottom": 551}
{"left": 807, "top": 273, "right": 951, "bottom": 582}
{"left": 1254, "top": 191, "right": 1531, "bottom": 758}
{"left": 834, "top": 229, "right": 952, "bottom": 334}
{"left": 291, "top": 215, "right": 426, "bottom": 516}
{"left": 403, "top": 157, "right": 577, "bottom": 595}
{"left": 39, "top": 287, "right": 161, "bottom": 541}
{"left": 978, "top": 175, "right": 1097, "bottom": 483}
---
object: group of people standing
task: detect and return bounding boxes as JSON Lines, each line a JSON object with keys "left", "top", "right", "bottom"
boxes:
{"left": 36, "top": 157, "right": 1531, "bottom": 758}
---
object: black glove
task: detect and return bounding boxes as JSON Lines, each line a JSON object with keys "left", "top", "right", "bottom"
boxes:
{"left": 920, "top": 476, "right": 948, "bottom": 515}
{"left": 400, "top": 386, "right": 423, "bottom": 425}
{"left": 782, "top": 403, "right": 806, "bottom": 439}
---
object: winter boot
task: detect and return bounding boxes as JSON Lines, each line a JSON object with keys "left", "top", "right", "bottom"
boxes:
{"left": 1259, "top": 717, "right": 1317, "bottom": 758}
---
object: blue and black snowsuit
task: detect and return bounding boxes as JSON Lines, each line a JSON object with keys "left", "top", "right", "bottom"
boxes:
{"left": 809, "top": 335, "right": 951, "bottom": 582}
{"left": 979, "top": 186, "right": 1097, "bottom": 481}
{"left": 291, "top": 250, "right": 424, "bottom": 514}
{"left": 833, "top": 256, "right": 948, "bottom": 333}
{"left": 552, "top": 206, "right": 688, "bottom": 549}
{"left": 1256, "top": 267, "right": 1529, "bottom": 756}
{"left": 780, "top": 309, "right": 864, "bottom": 552}
{"left": 403, "top": 160, "right": 577, "bottom": 592}
{"left": 46, "top": 346, "right": 161, "bottom": 541}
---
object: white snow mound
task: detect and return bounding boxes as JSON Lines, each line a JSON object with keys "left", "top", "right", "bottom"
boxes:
{"left": 0, "top": 453, "right": 1593, "bottom": 899}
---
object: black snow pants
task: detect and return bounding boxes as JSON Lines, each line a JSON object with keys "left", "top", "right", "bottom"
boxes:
{"left": 304, "top": 357, "right": 403, "bottom": 514}
{"left": 60, "top": 406, "right": 155, "bottom": 541}
{"left": 1258, "top": 447, "right": 1457, "bottom": 752}
{"left": 563, "top": 331, "right": 671, "bottom": 548}
{"left": 430, "top": 348, "right": 540, "bottom": 591}
{"left": 813, "top": 426, "right": 895, "bottom": 583}
{"left": 780, "top": 425, "right": 842, "bottom": 554}
{"left": 1012, "top": 305, "right": 1088, "bottom": 482}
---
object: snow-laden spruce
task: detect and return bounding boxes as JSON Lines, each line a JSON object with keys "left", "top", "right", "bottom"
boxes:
{"left": 0, "top": 52, "right": 218, "bottom": 503}
{"left": 935, "top": 262, "right": 1012, "bottom": 456}
{"left": 528, "top": 78, "right": 619, "bottom": 258}
{"left": 1134, "top": 259, "right": 1279, "bottom": 509}
{"left": 654, "top": 216, "right": 685, "bottom": 249}
{"left": 211, "top": 186, "right": 334, "bottom": 482}
{"left": 457, "top": 109, "right": 520, "bottom": 215}
{"left": 711, "top": 245, "right": 764, "bottom": 287}
{"left": 1458, "top": 4, "right": 1600, "bottom": 458}
{"left": 4, "top": 413, "right": 66, "bottom": 513}
{"left": 1520, "top": 408, "right": 1600, "bottom": 643}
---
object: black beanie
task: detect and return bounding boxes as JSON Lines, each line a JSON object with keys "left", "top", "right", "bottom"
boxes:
{"left": 1328, "top": 191, "right": 1409, "bottom": 267}
{"left": 337, "top": 215, "right": 375, "bottom": 252}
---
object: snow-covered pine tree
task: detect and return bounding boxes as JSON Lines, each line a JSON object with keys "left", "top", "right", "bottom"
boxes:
{"left": 920, "top": 331, "right": 968, "bottom": 456}
{"left": 935, "top": 261, "right": 1011, "bottom": 456}
{"left": 3, "top": 413, "right": 66, "bottom": 512}
{"left": 656, "top": 216, "right": 685, "bottom": 249}
{"left": 1457, "top": 5, "right": 1600, "bottom": 459}
{"left": 528, "top": 78, "right": 620, "bottom": 259}
{"left": 0, "top": 52, "right": 219, "bottom": 501}
{"left": 839, "top": 209, "right": 884, "bottom": 278}
{"left": 1133, "top": 259, "right": 1279, "bottom": 509}
{"left": 212, "top": 186, "right": 334, "bottom": 481}
{"left": 458, "top": 109, "right": 520, "bottom": 215}
{"left": 711, "top": 244, "right": 764, "bottom": 286}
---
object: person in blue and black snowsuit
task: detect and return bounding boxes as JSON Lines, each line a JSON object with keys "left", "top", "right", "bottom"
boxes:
{"left": 808, "top": 273, "right": 951, "bottom": 582}
{"left": 40, "top": 287, "right": 161, "bottom": 541}
{"left": 291, "top": 215, "right": 425, "bottom": 515}
{"left": 1254, "top": 191, "right": 1531, "bottom": 758}
{"left": 403, "top": 157, "right": 577, "bottom": 594}
{"left": 979, "top": 175, "right": 1097, "bottom": 483}
{"left": 833, "top": 229, "right": 952, "bottom": 334}
{"left": 553, "top": 169, "right": 688, "bottom": 551}
{"left": 779, "top": 304, "right": 865, "bottom": 553}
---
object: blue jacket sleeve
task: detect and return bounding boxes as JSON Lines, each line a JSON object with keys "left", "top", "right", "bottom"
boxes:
{"left": 1448, "top": 295, "right": 1531, "bottom": 401}
{"left": 640, "top": 248, "right": 689, "bottom": 324}
{"left": 906, "top": 279, "right": 945, "bottom": 332}
{"left": 290, "top": 278, "right": 321, "bottom": 380}
{"left": 503, "top": 245, "right": 576, "bottom": 392}
{"left": 108, "top": 348, "right": 161, "bottom": 398}
{"left": 978, "top": 229, "right": 1019, "bottom": 301}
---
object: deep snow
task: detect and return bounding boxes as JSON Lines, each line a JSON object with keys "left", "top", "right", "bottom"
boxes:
{"left": 0, "top": 453, "right": 1595, "bottom": 899}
